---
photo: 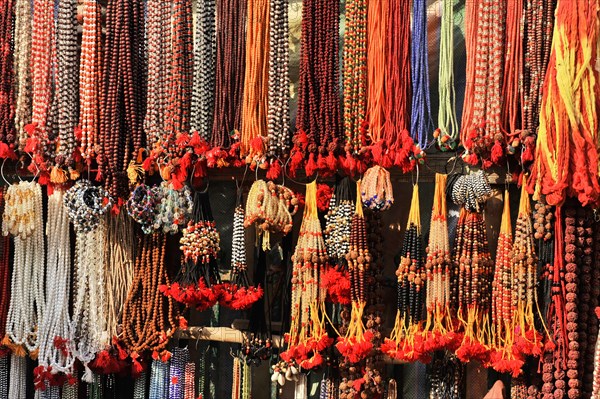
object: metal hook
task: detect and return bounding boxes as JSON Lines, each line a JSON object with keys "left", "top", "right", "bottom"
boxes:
{"left": 282, "top": 156, "right": 318, "bottom": 186}
{"left": 0, "top": 159, "right": 10, "bottom": 186}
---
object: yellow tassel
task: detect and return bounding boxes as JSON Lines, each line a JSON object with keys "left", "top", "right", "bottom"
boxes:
{"left": 49, "top": 167, "right": 68, "bottom": 184}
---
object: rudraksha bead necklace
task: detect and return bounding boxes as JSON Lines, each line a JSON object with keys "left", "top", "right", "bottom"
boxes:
{"left": 324, "top": 177, "right": 355, "bottom": 262}
{"left": 0, "top": 0, "right": 16, "bottom": 155}
{"left": 13, "top": 0, "right": 32, "bottom": 151}
{"left": 492, "top": 190, "right": 513, "bottom": 345}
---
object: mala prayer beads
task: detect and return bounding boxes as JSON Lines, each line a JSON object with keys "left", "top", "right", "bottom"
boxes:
{"left": 0, "top": 0, "right": 16, "bottom": 155}
{"left": 280, "top": 181, "right": 332, "bottom": 371}
{"left": 492, "top": 190, "right": 513, "bottom": 345}
{"left": 13, "top": 0, "right": 32, "bottom": 151}
{"left": 126, "top": 184, "right": 162, "bottom": 234}
{"left": 449, "top": 171, "right": 492, "bottom": 213}
{"left": 121, "top": 233, "right": 177, "bottom": 357}
{"left": 324, "top": 177, "right": 355, "bottom": 262}
{"left": 0, "top": 188, "right": 9, "bottom": 350}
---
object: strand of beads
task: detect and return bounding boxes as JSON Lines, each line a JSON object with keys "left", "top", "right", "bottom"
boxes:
{"left": 122, "top": 233, "right": 177, "bottom": 357}
{"left": 361, "top": 166, "right": 394, "bottom": 211}
{"left": 13, "top": 0, "right": 32, "bottom": 150}
{"left": 70, "top": 216, "right": 108, "bottom": 382}
{"left": 244, "top": 180, "right": 298, "bottom": 249}
{"left": 154, "top": 182, "right": 194, "bottom": 234}
{"left": 53, "top": 0, "right": 79, "bottom": 175}
{"left": 126, "top": 184, "right": 162, "bottom": 234}
{"left": 169, "top": 347, "right": 189, "bottom": 399}
{"left": 78, "top": 0, "right": 102, "bottom": 163}
{"left": 149, "top": 358, "right": 170, "bottom": 399}
{"left": 3, "top": 181, "right": 45, "bottom": 355}
{"left": 563, "top": 206, "right": 579, "bottom": 399}
{"left": 7, "top": 355, "right": 26, "bottom": 398}
{"left": 492, "top": 190, "right": 513, "bottom": 346}
{"left": 191, "top": 0, "right": 216, "bottom": 141}
{"left": 0, "top": 355, "right": 7, "bottom": 398}
{"left": 133, "top": 373, "right": 147, "bottom": 399}
{"left": 27, "top": 0, "right": 56, "bottom": 173}
{"left": 211, "top": 0, "right": 246, "bottom": 148}
{"left": 37, "top": 190, "right": 74, "bottom": 378}
{"left": 280, "top": 181, "right": 332, "bottom": 371}
{"left": 144, "top": 0, "right": 171, "bottom": 151}
{"left": 590, "top": 219, "right": 600, "bottom": 398}
{"left": 0, "top": 0, "right": 16, "bottom": 156}
{"left": 0, "top": 188, "right": 9, "bottom": 346}
{"left": 267, "top": 0, "right": 290, "bottom": 158}
{"left": 291, "top": 0, "right": 341, "bottom": 176}
{"left": 343, "top": 0, "right": 367, "bottom": 154}
{"left": 184, "top": 362, "right": 196, "bottom": 399}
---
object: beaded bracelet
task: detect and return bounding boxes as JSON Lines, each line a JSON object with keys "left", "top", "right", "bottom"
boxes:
{"left": 361, "top": 166, "right": 394, "bottom": 211}
{"left": 154, "top": 181, "right": 193, "bottom": 234}
{"left": 64, "top": 179, "right": 112, "bottom": 232}
{"left": 126, "top": 184, "right": 161, "bottom": 234}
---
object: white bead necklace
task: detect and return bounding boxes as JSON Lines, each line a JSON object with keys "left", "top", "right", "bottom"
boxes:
{"left": 4, "top": 181, "right": 45, "bottom": 353}
{"left": 7, "top": 355, "right": 27, "bottom": 398}
{"left": 71, "top": 218, "right": 108, "bottom": 381}
{"left": 37, "top": 190, "right": 74, "bottom": 374}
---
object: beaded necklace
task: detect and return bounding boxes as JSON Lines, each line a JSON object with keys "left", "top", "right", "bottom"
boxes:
{"left": 13, "top": 0, "right": 32, "bottom": 151}
{"left": 366, "top": 0, "right": 387, "bottom": 146}
{"left": 184, "top": 362, "right": 196, "bottom": 399}
{"left": 133, "top": 372, "right": 147, "bottom": 399}
{"left": 37, "top": 190, "right": 74, "bottom": 376}
{"left": 100, "top": 0, "right": 146, "bottom": 199}
{"left": 240, "top": 0, "right": 270, "bottom": 160}
{"left": 343, "top": 0, "right": 367, "bottom": 155}
{"left": 3, "top": 181, "right": 45, "bottom": 355}
{"left": 26, "top": 0, "right": 56, "bottom": 174}
{"left": 7, "top": 355, "right": 26, "bottom": 398}
{"left": 267, "top": 0, "right": 290, "bottom": 158}
{"left": 434, "top": 0, "right": 458, "bottom": 151}
{"left": 71, "top": 218, "right": 108, "bottom": 382}
{"left": 452, "top": 209, "right": 494, "bottom": 364}
{"left": 280, "top": 181, "right": 332, "bottom": 370}
{"left": 324, "top": 177, "right": 354, "bottom": 263}
{"left": 145, "top": 0, "right": 172, "bottom": 151}
{"left": 423, "top": 174, "right": 453, "bottom": 352}
{"left": 291, "top": 0, "right": 341, "bottom": 176}
{"left": 521, "top": 0, "right": 556, "bottom": 165}
{"left": 529, "top": 0, "right": 600, "bottom": 207}
{"left": 0, "top": 188, "right": 9, "bottom": 345}
{"left": 53, "top": 0, "right": 79, "bottom": 176}
{"left": 410, "top": 0, "right": 433, "bottom": 149}
{"left": 211, "top": 0, "right": 247, "bottom": 149}
{"left": 149, "top": 358, "right": 170, "bottom": 399}
{"left": 168, "top": 347, "right": 189, "bottom": 399}
{"left": 190, "top": 0, "right": 216, "bottom": 141}
{"left": 161, "top": 0, "right": 194, "bottom": 183}
{"left": 0, "top": 0, "right": 16, "bottom": 157}
{"left": 0, "top": 355, "right": 7, "bottom": 399}
{"left": 79, "top": 0, "right": 102, "bottom": 164}
{"left": 122, "top": 233, "right": 177, "bottom": 357}
{"left": 491, "top": 190, "right": 513, "bottom": 346}
{"left": 382, "top": 0, "right": 413, "bottom": 172}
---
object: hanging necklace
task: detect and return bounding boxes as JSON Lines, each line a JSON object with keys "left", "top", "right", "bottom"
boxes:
{"left": 267, "top": 0, "right": 290, "bottom": 159}
{"left": 240, "top": 0, "right": 270, "bottom": 161}
{"left": 168, "top": 347, "right": 189, "bottom": 399}
{"left": 13, "top": 0, "right": 32, "bottom": 151}
{"left": 79, "top": 0, "right": 102, "bottom": 164}
{"left": 7, "top": 355, "right": 27, "bottom": 398}
{"left": 191, "top": 0, "right": 216, "bottom": 141}
{"left": 149, "top": 358, "right": 170, "bottom": 399}
{"left": 291, "top": 0, "right": 341, "bottom": 177}
{"left": 434, "top": 0, "right": 459, "bottom": 151}
{"left": 71, "top": 218, "right": 108, "bottom": 382}
{"left": 145, "top": 0, "right": 172, "bottom": 151}
{"left": 37, "top": 190, "right": 74, "bottom": 377}
{"left": 0, "top": 188, "right": 10, "bottom": 343}
{"left": 3, "top": 181, "right": 45, "bottom": 355}
{"left": 211, "top": 0, "right": 247, "bottom": 149}
{"left": 53, "top": 0, "right": 79, "bottom": 178}
{"left": 26, "top": 0, "right": 56, "bottom": 175}
{"left": 410, "top": 0, "right": 433, "bottom": 149}
{"left": 0, "top": 0, "right": 16, "bottom": 157}
{"left": 184, "top": 362, "right": 196, "bottom": 399}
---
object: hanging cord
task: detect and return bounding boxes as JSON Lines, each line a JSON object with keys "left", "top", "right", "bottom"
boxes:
{"left": 366, "top": 0, "right": 387, "bottom": 145}
{"left": 435, "top": 0, "right": 458, "bottom": 150}
{"left": 410, "top": 0, "right": 433, "bottom": 149}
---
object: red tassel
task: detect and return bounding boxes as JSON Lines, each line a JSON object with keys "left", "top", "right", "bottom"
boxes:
{"left": 175, "top": 133, "right": 190, "bottom": 147}
{"left": 521, "top": 146, "right": 534, "bottom": 163}
{"left": 316, "top": 184, "right": 333, "bottom": 212}
{"left": 131, "top": 358, "right": 144, "bottom": 378}
{"left": 250, "top": 136, "right": 264, "bottom": 153}
{"left": 142, "top": 156, "right": 155, "bottom": 171}
{"left": 24, "top": 137, "right": 38, "bottom": 153}
{"left": 491, "top": 141, "right": 504, "bottom": 163}
{"left": 266, "top": 160, "right": 282, "bottom": 180}
{"left": 24, "top": 123, "right": 37, "bottom": 136}
{"left": 189, "top": 131, "right": 202, "bottom": 147}
{"left": 305, "top": 153, "right": 317, "bottom": 177}
{"left": 293, "top": 130, "right": 308, "bottom": 150}
{"left": 316, "top": 154, "right": 327, "bottom": 171}
{"left": 325, "top": 152, "right": 337, "bottom": 171}
{"left": 93, "top": 350, "right": 112, "bottom": 370}
{"left": 289, "top": 150, "right": 304, "bottom": 176}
